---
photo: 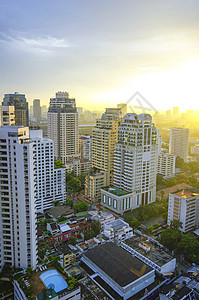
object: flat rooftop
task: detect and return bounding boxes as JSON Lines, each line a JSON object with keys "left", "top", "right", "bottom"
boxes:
{"left": 84, "top": 242, "right": 152, "bottom": 287}
{"left": 173, "top": 188, "right": 199, "bottom": 199}
{"left": 124, "top": 237, "right": 174, "bottom": 267}
{"left": 102, "top": 186, "right": 131, "bottom": 196}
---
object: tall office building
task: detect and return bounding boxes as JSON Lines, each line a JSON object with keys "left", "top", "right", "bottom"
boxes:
{"left": 0, "top": 105, "right": 15, "bottom": 126}
{"left": 2, "top": 92, "right": 29, "bottom": 126}
{"left": 117, "top": 103, "right": 127, "bottom": 117}
{"left": 47, "top": 92, "right": 79, "bottom": 164}
{"left": 33, "top": 99, "right": 41, "bottom": 121}
{"left": 0, "top": 127, "right": 37, "bottom": 271}
{"left": 101, "top": 113, "right": 158, "bottom": 214}
{"left": 169, "top": 127, "right": 189, "bottom": 160}
{"left": 85, "top": 108, "right": 122, "bottom": 202}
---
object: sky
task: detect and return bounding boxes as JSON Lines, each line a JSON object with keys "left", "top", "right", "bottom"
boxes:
{"left": 0, "top": 0, "right": 199, "bottom": 112}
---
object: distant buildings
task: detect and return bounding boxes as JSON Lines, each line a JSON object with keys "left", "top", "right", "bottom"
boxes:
{"left": 33, "top": 99, "right": 41, "bottom": 121}
{"left": 2, "top": 92, "right": 29, "bottom": 126}
{"left": 173, "top": 106, "right": 179, "bottom": 118}
{"left": 158, "top": 151, "right": 176, "bottom": 178}
{"left": 0, "top": 105, "right": 15, "bottom": 126}
{"left": 191, "top": 144, "right": 199, "bottom": 155}
{"left": 47, "top": 91, "right": 79, "bottom": 164}
{"left": 101, "top": 113, "right": 158, "bottom": 214}
{"left": 169, "top": 127, "right": 189, "bottom": 160}
{"left": 167, "top": 188, "right": 199, "bottom": 233}
{"left": 117, "top": 103, "right": 127, "bottom": 117}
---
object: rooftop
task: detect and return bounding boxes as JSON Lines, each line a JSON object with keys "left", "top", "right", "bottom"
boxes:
{"left": 123, "top": 236, "right": 174, "bottom": 267}
{"left": 105, "top": 219, "right": 128, "bottom": 231}
{"left": 84, "top": 242, "right": 152, "bottom": 287}
{"left": 173, "top": 188, "right": 199, "bottom": 199}
{"left": 46, "top": 206, "right": 74, "bottom": 219}
{"left": 102, "top": 186, "right": 131, "bottom": 196}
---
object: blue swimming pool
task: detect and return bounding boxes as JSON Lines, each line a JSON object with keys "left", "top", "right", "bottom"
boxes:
{"left": 40, "top": 269, "right": 68, "bottom": 293}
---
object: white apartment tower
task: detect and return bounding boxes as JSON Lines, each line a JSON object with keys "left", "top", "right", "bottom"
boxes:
{"left": 101, "top": 113, "right": 158, "bottom": 214}
{"left": 47, "top": 92, "right": 79, "bottom": 164}
{"left": 29, "top": 130, "right": 66, "bottom": 212}
{"left": 79, "top": 136, "right": 92, "bottom": 161}
{"left": 0, "top": 127, "right": 37, "bottom": 271}
{"left": 167, "top": 189, "right": 199, "bottom": 233}
{"left": 169, "top": 127, "right": 189, "bottom": 160}
{"left": 158, "top": 151, "right": 176, "bottom": 178}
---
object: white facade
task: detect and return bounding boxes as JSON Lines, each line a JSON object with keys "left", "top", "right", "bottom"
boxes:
{"left": 79, "top": 136, "right": 92, "bottom": 161}
{"left": 101, "top": 113, "right": 158, "bottom": 214}
{"left": 169, "top": 127, "right": 189, "bottom": 160}
{"left": 29, "top": 130, "right": 66, "bottom": 212}
{"left": 0, "top": 105, "right": 15, "bottom": 126}
{"left": 167, "top": 190, "right": 199, "bottom": 233}
{"left": 191, "top": 144, "right": 199, "bottom": 155}
{"left": 47, "top": 92, "right": 79, "bottom": 164}
{"left": 103, "top": 219, "right": 133, "bottom": 241}
{"left": 0, "top": 127, "right": 37, "bottom": 271}
{"left": 158, "top": 151, "right": 176, "bottom": 178}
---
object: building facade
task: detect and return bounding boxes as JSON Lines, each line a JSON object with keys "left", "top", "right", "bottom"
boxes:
{"left": 169, "top": 127, "right": 189, "bottom": 160}
{"left": 79, "top": 136, "right": 92, "bottom": 161}
{"left": 0, "top": 127, "right": 37, "bottom": 271}
{"left": 33, "top": 99, "right": 41, "bottom": 121}
{"left": 2, "top": 92, "right": 29, "bottom": 126}
{"left": 158, "top": 151, "right": 176, "bottom": 178}
{"left": 167, "top": 189, "right": 199, "bottom": 233}
{"left": 101, "top": 113, "right": 158, "bottom": 214}
{"left": 0, "top": 105, "right": 15, "bottom": 126}
{"left": 47, "top": 91, "right": 79, "bottom": 164}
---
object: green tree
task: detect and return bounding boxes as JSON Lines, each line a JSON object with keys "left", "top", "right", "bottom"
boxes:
{"left": 124, "top": 216, "right": 140, "bottom": 229}
{"left": 91, "top": 221, "right": 101, "bottom": 235}
{"left": 161, "top": 228, "right": 182, "bottom": 251}
{"left": 54, "top": 159, "right": 65, "bottom": 169}
{"left": 165, "top": 177, "right": 177, "bottom": 187}
{"left": 68, "top": 236, "right": 77, "bottom": 245}
{"left": 146, "top": 225, "right": 154, "bottom": 233}
{"left": 73, "top": 201, "right": 88, "bottom": 212}
{"left": 170, "top": 219, "right": 183, "bottom": 231}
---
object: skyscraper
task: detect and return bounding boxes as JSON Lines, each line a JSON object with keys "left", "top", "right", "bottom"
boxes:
{"left": 47, "top": 91, "right": 79, "bottom": 164}
{"left": 85, "top": 108, "right": 122, "bottom": 202}
{"left": 173, "top": 107, "right": 179, "bottom": 118}
{"left": 169, "top": 127, "right": 189, "bottom": 160}
{"left": 101, "top": 113, "right": 158, "bottom": 214}
{"left": 33, "top": 99, "right": 41, "bottom": 121}
{"left": 0, "top": 127, "right": 37, "bottom": 271}
{"left": 2, "top": 92, "right": 29, "bottom": 126}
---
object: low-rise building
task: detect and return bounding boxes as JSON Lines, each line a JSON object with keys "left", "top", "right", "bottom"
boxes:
{"left": 81, "top": 242, "right": 155, "bottom": 300}
{"left": 191, "top": 144, "right": 199, "bottom": 155}
{"left": 88, "top": 210, "right": 115, "bottom": 228}
{"left": 103, "top": 219, "right": 133, "bottom": 241}
{"left": 167, "top": 188, "right": 199, "bottom": 233}
{"left": 55, "top": 244, "right": 75, "bottom": 268}
{"left": 65, "top": 158, "right": 91, "bottom": 177}
{"left": 121, "top": 236, "right": 176, "bottom": 275}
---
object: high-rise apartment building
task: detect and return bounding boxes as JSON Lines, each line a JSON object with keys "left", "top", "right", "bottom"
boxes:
{"left": 169, "top": 127, "right": 189, "bottom": 160}
{"left": 85, "top": 108, "right": 122, "bottom": 202}
{"left": 0, "top": 127, "right": 37, "bottom": 271}
{"left": 2, "top": 92, "right": 29, "bottom": 126}
{"left": 0, "top": 105, "right": 15, "bottom": 126}
{"left": 47, "top": 91, "right": 79, "bottom": 164}
{"left": 33, "top": 99, "right": 41, "bottom": 121}
{"left": 158, "top": 151, "right": 176, "bottom": 178}
{"left": 117, "top": 103, "right": 127, "bottom": 117}
{"left": 79, "top": 136, "right": 92, "bottom": 161}
{"left": 101, "top": 113, "right": 158, "bottom": 214}
{"left": 29, "top": 130, "right": 66, "bottom": 212}
{"left": 167, "top": 189, "right": 199, "bottom": 233}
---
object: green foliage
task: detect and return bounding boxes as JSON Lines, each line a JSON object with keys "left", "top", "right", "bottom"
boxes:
{"left": 146, "top": 225, "right": 154, "bottom": 233}
{"left": 157, "top": 174, "right": 165, "bottom": 186}
{"left": 54, "top": 200, "right": 60, "bottom": 206}
{"left": 67, "top": 276, "right": 77, "bottom": 290}
{"left": 136, "top": 203, "right": 167, "bottom": 222}
{"left": 124, "top": 216, "right": 140, "bottom": 229}
{"left": 165, "top": 177, "right": 178, "bottom": 187}
{"left": 161, "top": 228, "right": 182, "bottom": 251}
{"left": 84, "top": 231, "right": 96, "bottom": 240}
{"left": 25, "top": 267, "right": 32, "bottom": 276}
{"left": 38, "top": 242, "right": 50, "bottom": 259}
{"left": 54, "top": 159, "right": 65, "bottom": 169}
{"left": 65, "top": 195, "right": 74, "bottom": 208}
{"left": 91, "top": 221, "right": 101, "bottom": 235}
{"left": 66, "top": 173, "right": 82, "bottom": 193}
{"left": 68, "top": 236, "right": 77, "bottom": 245}
{"left": 153, "top": 223, "right": 160, "bottom": 229}
{"left": 73, "top": 201, "right": 89, "bottom": 212}
{"left": 170, "top": 219, "right": 182, "bottom": 230}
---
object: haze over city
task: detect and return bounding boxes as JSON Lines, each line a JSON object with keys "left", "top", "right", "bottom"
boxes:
{"left": 1, "top": 0, "right": 199, "bottom": 110}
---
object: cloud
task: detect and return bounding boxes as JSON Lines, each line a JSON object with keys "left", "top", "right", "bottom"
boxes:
{"left": 0, "top": 32, "right": 70, "bottom": 54}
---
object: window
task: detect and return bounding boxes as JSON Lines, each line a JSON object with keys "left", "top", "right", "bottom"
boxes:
{"left": 103, "top": 194, "right": 106, "bottom": 204}
{"left": 108, "top": 197, "right": 111, "bottom": 206}
{"left": 113, "top": 199, "right": 117, "bottom": 209}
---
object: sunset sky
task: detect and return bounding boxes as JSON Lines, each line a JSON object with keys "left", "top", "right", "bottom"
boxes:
{"left": 0, "top": 0, "right": 199, "bottom": 111}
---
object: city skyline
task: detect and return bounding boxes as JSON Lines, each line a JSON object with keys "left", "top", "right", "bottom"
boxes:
{"left": 0, "top": 0, "right": 199, "bottom": 110}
